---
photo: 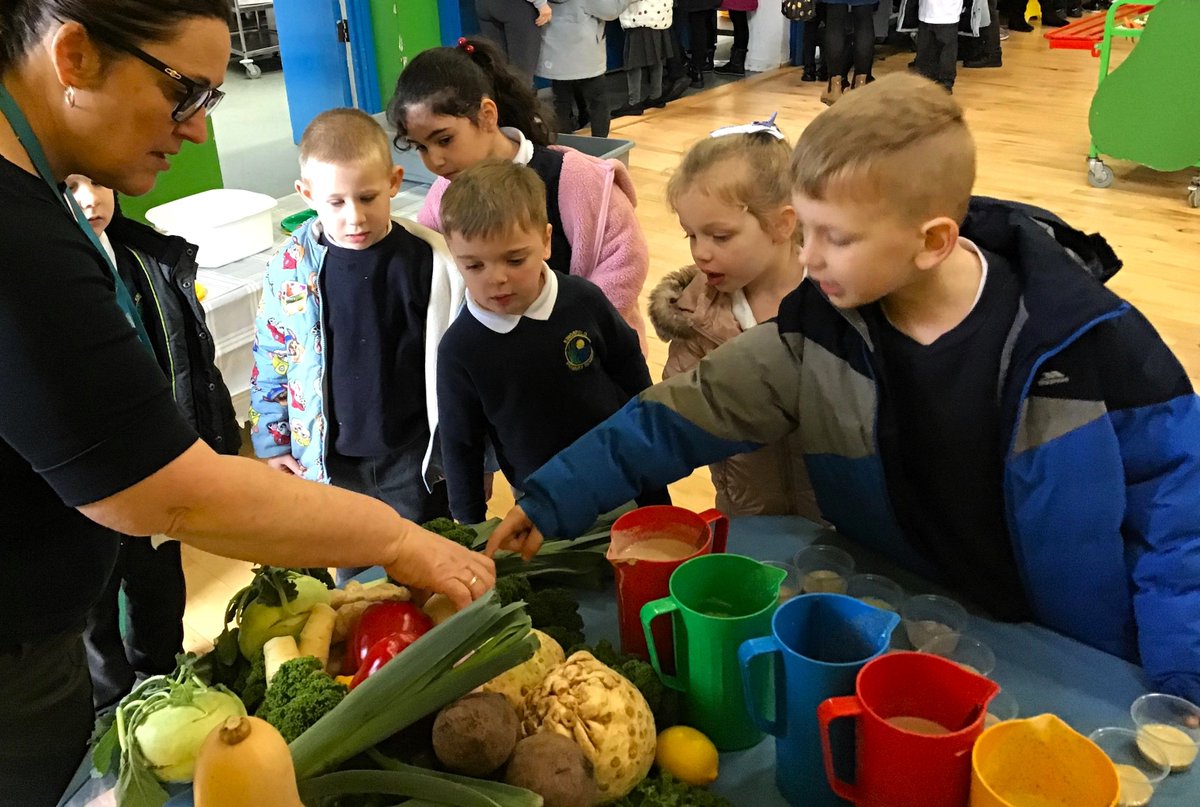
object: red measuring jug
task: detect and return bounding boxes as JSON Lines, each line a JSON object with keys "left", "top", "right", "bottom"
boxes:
{"left": 606, "top": 505, "right": 728, "bottom": 663}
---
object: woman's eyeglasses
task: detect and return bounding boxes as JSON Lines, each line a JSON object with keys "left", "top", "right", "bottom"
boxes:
{"left": 108, "top": 40, "right": 226, "bottom": 123}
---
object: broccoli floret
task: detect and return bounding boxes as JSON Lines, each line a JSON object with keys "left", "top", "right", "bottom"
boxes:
{"left": 257, "top": 656, "right": 348, "bottom": 743}
{"left": 588, "top": 638, "right": 624, "bottom": 668}
{"left": 494, "top": 573, "right": 534, "bottom": 607}
{"left": 421, "top": 517, "right": 478, "bottom": 548}
{"left": 232, "top": 650, "right": 267, "bottom": 713}
{"left": 527, "top": 588, "right": 586, "bottom": 648}
{"left": 610, "top": 772, "right": 734, "bottom": 806}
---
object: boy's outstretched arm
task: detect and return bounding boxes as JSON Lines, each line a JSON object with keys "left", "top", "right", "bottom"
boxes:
{"left": 489, "top": 323, "right": 804, "bottom": 552}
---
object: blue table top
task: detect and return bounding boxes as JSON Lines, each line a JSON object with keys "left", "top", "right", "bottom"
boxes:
{"left": 62, "top": 516, "right": 1199, "bottom": 806}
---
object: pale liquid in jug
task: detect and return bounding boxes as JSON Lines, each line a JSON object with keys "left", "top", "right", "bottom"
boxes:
{"left": 616, "top": 537, "right": 696, "bottom": 562}
{"left": 1113, "top": 764, "right": 1153, "bottom": 807}
{"left": 885, "top": 716, "right": 952, "bottom": 735}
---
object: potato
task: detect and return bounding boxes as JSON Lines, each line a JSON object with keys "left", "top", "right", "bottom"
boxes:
{"left": 505, "top": 732, "right": 599, "bottom": 807}
{"left": 432, "top": 692, "right": 520, "bottom": 777}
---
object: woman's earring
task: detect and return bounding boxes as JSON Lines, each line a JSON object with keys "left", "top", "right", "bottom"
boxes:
{"left": 65, "top": 86, "right": 77, "bottom": 109}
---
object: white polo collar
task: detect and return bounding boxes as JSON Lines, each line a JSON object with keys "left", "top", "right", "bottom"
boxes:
{"left": 500, "top": 127, "right": 535, "bottom": 166}
{"left": 466, "top": 263, "right": 558, "bottom": 334}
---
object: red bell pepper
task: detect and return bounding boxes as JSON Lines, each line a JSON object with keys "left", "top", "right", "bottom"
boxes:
{"left": 344, "top": 601, "right": 433, "bottom": 674}
{"left": 349, "top": 630, "right": 424, "bottom": 689}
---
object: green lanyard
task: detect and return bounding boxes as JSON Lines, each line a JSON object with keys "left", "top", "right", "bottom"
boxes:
{"left": 0, "top": 84, "right": 154, "bottom": 353}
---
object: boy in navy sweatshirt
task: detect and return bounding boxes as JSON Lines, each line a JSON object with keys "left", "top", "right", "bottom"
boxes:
{"left": 436, "top": 159, "right": 670, "bottom": 522}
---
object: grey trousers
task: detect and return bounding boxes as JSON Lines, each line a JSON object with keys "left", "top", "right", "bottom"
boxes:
{"left": 626, "top": 63, "right": 664, "bottom": 104}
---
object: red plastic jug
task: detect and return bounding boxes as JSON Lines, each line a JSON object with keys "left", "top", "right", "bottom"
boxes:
{"left": 817, "top": 651, "right": 999, "bottom": 807}
{"left": 606, "top": 505, "right": 728, "bottom": 662}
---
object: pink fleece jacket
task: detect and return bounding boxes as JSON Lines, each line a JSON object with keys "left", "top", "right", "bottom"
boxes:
{"left": 418, "top": 146, "right": 650, "bottom": 352}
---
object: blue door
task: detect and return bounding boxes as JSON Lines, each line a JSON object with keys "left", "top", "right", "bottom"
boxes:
{"left": 275, "top": 0, "right": 382, "bottom": 143}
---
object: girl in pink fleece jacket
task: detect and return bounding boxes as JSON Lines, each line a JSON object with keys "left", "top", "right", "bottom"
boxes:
{"left": 387, "top": 37, "right": 650, "bottom": 350}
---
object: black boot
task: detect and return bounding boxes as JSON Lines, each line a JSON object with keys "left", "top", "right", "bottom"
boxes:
{"left": 659, "top": 74, "right": 692, "bottom": 104}
{"left": 801, "top": 65, "right": 817, "bottom": 82}
{"left": 715, "top": 47, "right": 747, "bottom": 75}
{"left": 704, "top": 48, "right": 716, "bottom": 72}
{"left": 1066, "top": 1, "right": 1083, "bottom": 15}
{"left": 1007, "top": 15, "right": 1034, "bottom": 31}
{"left": 1041, "top": 9, "right": 1070, "bottom": 25}
{"left": 611, "top": 101, "right": 645, "bottom": 118}
{"left": 688, "top": 64, "right": 705, "bottom": 88}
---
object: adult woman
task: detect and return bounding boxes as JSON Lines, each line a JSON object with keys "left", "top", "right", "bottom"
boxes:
{"left": 0, "top": 3, "right": 494, "bottom": 804}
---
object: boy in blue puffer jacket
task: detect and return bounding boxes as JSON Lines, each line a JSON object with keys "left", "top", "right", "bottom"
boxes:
{"left": 249, "top": 109, "right": 464, "bottom": 583}
{"left": 486, "top": 74, "right": 1200, "bottom": 703}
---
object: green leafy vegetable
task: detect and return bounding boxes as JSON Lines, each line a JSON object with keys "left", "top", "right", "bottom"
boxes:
{"left": 609, "top": 772, "right": 734, "bottom": 807}
{"left": 257, "top": 656, "right": 348, "bottom": 743}
{"left": 581, "top": 640, "right": 679, "bottom": 730}
{"left": 421, "top": 518, "right": 479, "bottom": 548}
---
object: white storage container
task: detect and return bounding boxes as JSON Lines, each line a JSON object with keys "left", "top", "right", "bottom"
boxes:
{"left": 146, "top": 188, "right": 277, "bottom": 268}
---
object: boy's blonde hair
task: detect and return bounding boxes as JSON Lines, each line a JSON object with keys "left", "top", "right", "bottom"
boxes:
{"left": 667, "top": 130, "right": 795, "bottom": 236}
{"left": 299, "top": 108, "right": 393, "bottom": 174}
{"left": 440, "top": 159, "right": 549, "bottom": 240}
{"left": 792, "top": 73, "right": 976, "bottom": 223}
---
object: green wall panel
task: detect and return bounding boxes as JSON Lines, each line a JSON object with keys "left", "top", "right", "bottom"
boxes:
{"left": 121, "top": 118, "right": 224, "bottom": 224}
{"left": 369, "top": 0, "right": 442, "bottom": 109}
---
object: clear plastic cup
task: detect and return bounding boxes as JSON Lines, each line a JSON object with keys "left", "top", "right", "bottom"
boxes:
{"left": 846, "top": 573, "right": 906, "bottom": 612}
{"left": 900, "top": 594, "right": 968, "bottom": 650}
{"left": 1130, "top": 693, "right": 1200, "bottom": 772}
{"left": 762, "top": 561, "right": 803, "bottom": 603}
{"left": 984, "top": 688, "right": 1019, "bottom": 729}
{"left": 1089, "top": 727, "right": 1170, "bottom": 806}
{"left": 917, "top": 633, "right": 996, "bottom": 677}
{"left": 793, "top": 544, "right": 855, "bottom": 595}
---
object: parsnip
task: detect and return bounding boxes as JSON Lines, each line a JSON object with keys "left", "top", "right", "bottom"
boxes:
{"left": 264, "top": 635, "right": 301, "bottom": 684}
{"left": 298, "top": 602, "right": 336, "bottom": 667}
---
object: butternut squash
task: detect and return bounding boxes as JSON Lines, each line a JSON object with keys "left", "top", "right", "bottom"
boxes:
{"left": 194, "top": 716, "right": 304, "bottom": 807}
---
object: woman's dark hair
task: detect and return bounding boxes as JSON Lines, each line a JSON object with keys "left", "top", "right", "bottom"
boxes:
{"left": 0, "top": 0, "right": 232, "bottom": 70}
{"left": 387, "top": 36, "right": 555, "bottom": 149}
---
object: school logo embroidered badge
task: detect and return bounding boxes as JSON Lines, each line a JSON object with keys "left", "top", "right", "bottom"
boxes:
{"left": 564, "top": 330, "right": 594, "bottom": 371}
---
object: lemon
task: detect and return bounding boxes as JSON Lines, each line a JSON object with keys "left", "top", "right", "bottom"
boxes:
{"left": 195, "top": 282, "right": 207, "bottom": 301}
{"left": 655, "top": 725, "right": 719, "bottom": 786}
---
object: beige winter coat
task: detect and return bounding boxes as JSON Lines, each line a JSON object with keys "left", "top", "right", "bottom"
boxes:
{"left": 648, "top": 266, "right": 822, "bottom": 520}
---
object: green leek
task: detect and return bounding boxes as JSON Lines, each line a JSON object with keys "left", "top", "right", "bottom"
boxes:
{"left": 290, "top": 590, "right": 537, "bottom": 779}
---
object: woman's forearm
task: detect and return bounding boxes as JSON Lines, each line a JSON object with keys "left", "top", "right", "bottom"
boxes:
{"left": 81, "top": 441, "right": 411, "bottom": 569}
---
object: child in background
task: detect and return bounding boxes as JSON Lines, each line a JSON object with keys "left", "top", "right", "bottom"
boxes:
{"left": 535, "top": 0, "right": 632, "bottom": 137}
{"left": 915, "top": 0, "right": 964, "bottom": 91}
{"left": 436, "top": 160, "right": 670, "bottom": 523}
{"left": 613, "top": 0, "right": 675, "bottom": 117}
{"left": 648, "top": 118, "right": 818, "bottom": 519}
{"left": 486, "top": 74, "right": 1200, "bottom": 706}
{"left": 391, "top": 37, "right": 651, "bottom": 351}
{"left": 475, "top": 0, "right": 554, "bottom": 84}
{"left": 714, "top": 0, "right": 756, "bottom": 76}
{"left": 67, "top": 175, "right": 240, "bottom": 709}
{"left": 249, "top": 109, "right": 462, "bottom": 583}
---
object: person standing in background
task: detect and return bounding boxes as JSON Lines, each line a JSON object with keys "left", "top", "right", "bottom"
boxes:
{"left": 537, "top": 0, "right": 633, "bottom": 138}
{"left": 819, "top": 0, "right": 876, "bottom": 104}
{"left": 475, "top": 0, "right": 554, "bottom": 84}
{"left": 714, "top": 0, "right": 756, "bottom": 76}
{"left": 613, "top": 0, "right": 675, "bottom": 117}
{"left": 679, "top": 0, "right": 721, "bottom": 87}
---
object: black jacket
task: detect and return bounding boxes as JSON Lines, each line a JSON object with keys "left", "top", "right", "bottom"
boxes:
{"left": 106, "top": 209, "right": 241, "bottom": 456}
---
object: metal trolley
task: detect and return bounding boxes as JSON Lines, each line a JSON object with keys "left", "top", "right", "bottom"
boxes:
{"left": 230, "top": 0, "right": 279, "bottom": 79}
{"left": 1046, "top": 0, "right": 1200, "bottom": 207}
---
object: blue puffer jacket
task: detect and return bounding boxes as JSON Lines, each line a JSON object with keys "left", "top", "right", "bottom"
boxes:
{"left": 516, "top": 197, "right": 1200, "bottom": 702}
{"left": 248, "top": 217, "right": 464, "bottom": 485}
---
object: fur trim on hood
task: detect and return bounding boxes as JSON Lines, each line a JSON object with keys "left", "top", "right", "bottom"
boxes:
{"left": 648, "top": 265, "right": 701, "bottom": 342}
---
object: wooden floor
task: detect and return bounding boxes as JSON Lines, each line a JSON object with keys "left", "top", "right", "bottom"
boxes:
{"left": 180, "top": 28, "right": 1199, "bottom": 653}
